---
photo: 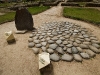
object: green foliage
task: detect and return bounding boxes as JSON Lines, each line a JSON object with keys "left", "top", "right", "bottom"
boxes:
{"left": 27, "top": 6, "right": 50, "bottom": 15}
{"left": 63, "top": 7, "right": 100, "bottom": 25}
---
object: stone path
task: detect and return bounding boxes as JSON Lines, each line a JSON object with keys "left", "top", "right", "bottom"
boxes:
{"left": 28, "top": 21, "right": 100, "bottom": 62}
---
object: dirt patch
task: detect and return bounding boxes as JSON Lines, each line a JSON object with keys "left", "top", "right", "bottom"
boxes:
{"left": 0, "top": 6, "right": 100, "bottom": 75}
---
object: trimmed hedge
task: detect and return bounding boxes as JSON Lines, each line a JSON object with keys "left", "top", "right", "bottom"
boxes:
{"left": 86, "top": 3, "right": 100, "bottom": 7}
{"left": 61, "top": 2, "right": 79, "bottom": 6}
{"left": 67, "top": 0, "right": 92, "bottom": 2}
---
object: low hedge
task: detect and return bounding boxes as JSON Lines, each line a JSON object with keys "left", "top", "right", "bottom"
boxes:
{"left": 61, "top": 2, "right": 79, "bottom": 6}
{"left": 86, "top": 3, "right": 100, "bottom": 7}
{"left": 67, "top": 0, "right": 92, "bottom": 2}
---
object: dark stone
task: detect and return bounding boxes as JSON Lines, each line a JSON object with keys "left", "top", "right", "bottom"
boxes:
{"left": 15, "top": 7, "right": 34, "bottom": 31}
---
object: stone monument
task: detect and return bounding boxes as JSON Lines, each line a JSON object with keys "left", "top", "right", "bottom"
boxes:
{"left": 15, "top": 7, "right": 34, "bottom": 31}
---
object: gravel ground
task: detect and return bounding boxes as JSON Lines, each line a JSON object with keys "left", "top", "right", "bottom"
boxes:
{"left": 0, "top": 6, "right": 100, "bottom": 75}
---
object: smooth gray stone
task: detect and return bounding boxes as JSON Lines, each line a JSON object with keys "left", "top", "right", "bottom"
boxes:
{"left": 80, "top": 53, "right": 90, "bottom": 59}
{"left": 41, "top": 33, "right": 46, "bottom": 36}
{"left": 91, "top": 40, "right": 100, "bottom": 44}
{"left": 49, "top": 44, "right": 58, "bottom": 49}
{"left": 29, "top": 34, "right": 34, "bottom": 38}
{"left": 33, "top": 36, "right": 38, "bottom": 39}
{"left": 41, "top": 42, "right": 47, "bottom": 46}
{"left": 66, "top": 44, "right": 73, "bottom": 48}
{"left": 75, "top": 40, "right": 81, "bottom": 44}
{"left": 41, "top": 38, "right": 45, "bottom": 42}
{"left": 34, "top": 40, "right": 40, "bottom": 44}
{"left": 73, "top": 54, "right": 83, "bottom": 62}
{"left": 68, "top": 41, "right": 73, "bottom": 44}
{"left": 46, "top": 37, "right": 51, "bottom": 40}
{"left": 89, "top": 45, "right": 100, "bottom": 53}
{"left": 47, "top": 33, "right": 51, "bottom": 35}
{"left": 61, "top": 54, "right": 73, "bottom": 62}
{"left": 73, "top": 42, "right": 79, "bottom": 47}
{"left": 90, "top": 37, "right": 97, "bottom": 40}
{"left": 64, "top": 35, "right": 70, "bottom": 39}
{"left": 56, "top": 47, "right": 64, "bottom": 54}
{"left": 47, "top": 49, "right": 54, "bottom": 54}
{"left": 51, "top": 37, "right": 58, "bottom": 41}
{"left": 85, "top": 38, "right": 91, "bottom": 42}
{"left": 48, "top": 40, "right": 54, "bottom": 44}
{"left": 78, "top": 35, "right": 84, "bottom": 39}
{"left": 81, "top": 31, "right": 85, "bottom": 34}
{"left": 28, "top": 38, "right": 33, "bottom": 42}
{"left": 63, "top": 41, "right": 68, "bottom": 45}
{"left": 39, "top": 36, "right": 44, "bottom": 39}
{"left": 83, "top": 42, "right": 91, "bottom": 45}
{"left": 32, "top": 48, "right": 39, "bottom": 54}
{"left": 59, "top": 37, "right": 65, "bottom": 41}
{"left": 76, "top": 47, "right": 83, "bottom": 52}
{"left": 58, "top": 32, "right": 62, "bottom": 34}
{"left": 67, "top": 48, "right": 72, "bottom": 54}
{"left": 65, "top": 31, "right": 70, "bottom": 34}
{"left": 52, "top": 32, "right": 58, "bottom": 36}
{"left": 41, "top": 47, "right": 46, "bottom": 52}
{"left": 50, "top": 53, "right": 60, "bottom": 62}
{"left": 63, "top": 46, "right": 67, "bottom": 51}
{"left": 74, "top": 29, "right": 79, "bottom": 33}
{"left": 36, "top": 44, "right": 42, "bottom": 48}
{"left": 83, "top": 35, "right": 89, "bottom": 38}
{"left": 92, "top": 43, "right": 100, "bottom": 49}
{"left": 80, "top": 44, "right": 89, "bottom": 49}
{"left": 56, "top": 40, "right": 62, "bottom": 44}
{"left": 85, "top": 50, "right": 96, "bottom": 58}
{"left": 28, "top": 42, "right": 34, "bottom": 48}
{"left": 72, "top": 47, "right": 78, "bottom": 54}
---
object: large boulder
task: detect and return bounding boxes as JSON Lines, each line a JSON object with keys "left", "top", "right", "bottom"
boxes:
{"left": 15, "top": 7, "right": 34, "bottom": 31}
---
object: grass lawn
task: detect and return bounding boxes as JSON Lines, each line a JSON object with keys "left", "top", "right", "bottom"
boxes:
{"left": 63, "top": 7, "right": 100, "bottom": 25}
{"left": 0, "top": 6, "right": 50, "bottom": 24}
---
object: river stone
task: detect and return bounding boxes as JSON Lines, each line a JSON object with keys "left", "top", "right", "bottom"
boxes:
{"left": 50, "top": 53, "right": 60, "bottom": 62}
{"left": 28, "top": 42, "right": 34, "bottom": 48}
{"left": 80, "top": 44, "right": 89, "bottom": 49}
{"left": 80, "top": 53, "right": 90, "bottom": 59}
{"left": 47, "top": 33, "right": 51, "bottom": 35}
{"left": 92, "top": 43, "right": 100, "bottom": 49}
{"left": 63, "top": 41, "right": 68, "bottom": 45}
{"left": 56, "top": 47, "right": 64, "bottom": 54}
{"left": 73, "top": 42, "right": 79, "bottom": 47}
{"left": 52, "top": 37, "right": 58, "bottom": 41}
{"left": 56, "top": 40, "right": 62, "bottom": 44}
{"left": 72, "top": 47, "right": 78, "bottom": 54}
{"left": 29, "top": 34, "right": 34, "bottom": 38}
{"left": 36, "top": 44, "right": 42, "bottom": 48}
{"left": 32, "top": 48, "right": 39, "bottom": 54}
{"left": 83, "top": 42, "right": 91, "bottom": 45}
{"left": 41, "top": 42, "right": 47, "bottom": 46}
{"left": 41, "top": 38, "right": 45, "bottom": 42}
{"left": 64, "top": 35, "right": 70, "bottom": 39}
{"left": 15, "top": 7, "right": 34, "bottom": 30}
{"left": 74, "top": 29, "right": 79, "bottom": 33}
{"left": 89, "top": 45, "right": 100, "bottom": 53}
{"left": 63, "top": 46, "right": 67, "bottom": 51}
{"left": 28, "top": 38, "right": 33, "bottom": 42}
{"left": 33, "top": 36, "right": 38, "bottom": 40}
{"left": 67, "top": 44, "right": 73, "bottom": 48}
{"left": 48, "top": 40, "right": 54, "bottom": 44}
{"left": 83, "top": 35, "right": 89, "bottom": 38}
{"left": 59, "top": 37, "right": 65, "bottom": 41}
{"left": 78, "top": 35, "right": 84, "bottom": 39}
{"left": 61, "top": 54, "right": 73, "bottom": 62}
{"left": 76, "top": 47, "right": 83, "bottom": 52}
{"left": 46, "top": 37, "right": 51, "bottom": 40}
{"left": 47, "top": 49, "right": 54, "bottom": 54}
{"left": 67, "top": 48, "right": 72, "bottom": 54}
{"left": 75, "top": 40, "right": 81, "bottom": 44}
{"left": 85, "top": 38, "right": 91, "bottom": 42}
{"left": 91, "top": 40, "right": 100, "bottom": 44}
{"left": 39, "top": 36, "right": 44, "bottom": 39}
{"left": 41, "top": 47, "right": 46, "bottom": 52}
{"left": 85, "top": 50, "right": 96, "bottom": 57}
{"left": 81, "top": 31, "right": 85, "bottom": 34}
{"left": 90, "top": 37, "right": 97, "bottom": 40}
{"left": 34, "top": 40, "right": 40, "bottom": 44}
{"left": 49, "top": 44, "right": 58, "bottom": 49}
{"left": 41, "top": 33, "right": 46, "bottom": 36}
{"left": 73, "top": 54, "right": 83, "bottom": 62}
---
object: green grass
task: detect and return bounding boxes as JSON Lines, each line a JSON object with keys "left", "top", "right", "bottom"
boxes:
{"left": 27, "top": 6, "right": 50, "bottom": 15}
{"left": 0, "top": 6, "right": 50, "bottom": 24}
{"left": 63, "top": 7, "right": 100, "bottom": 25}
